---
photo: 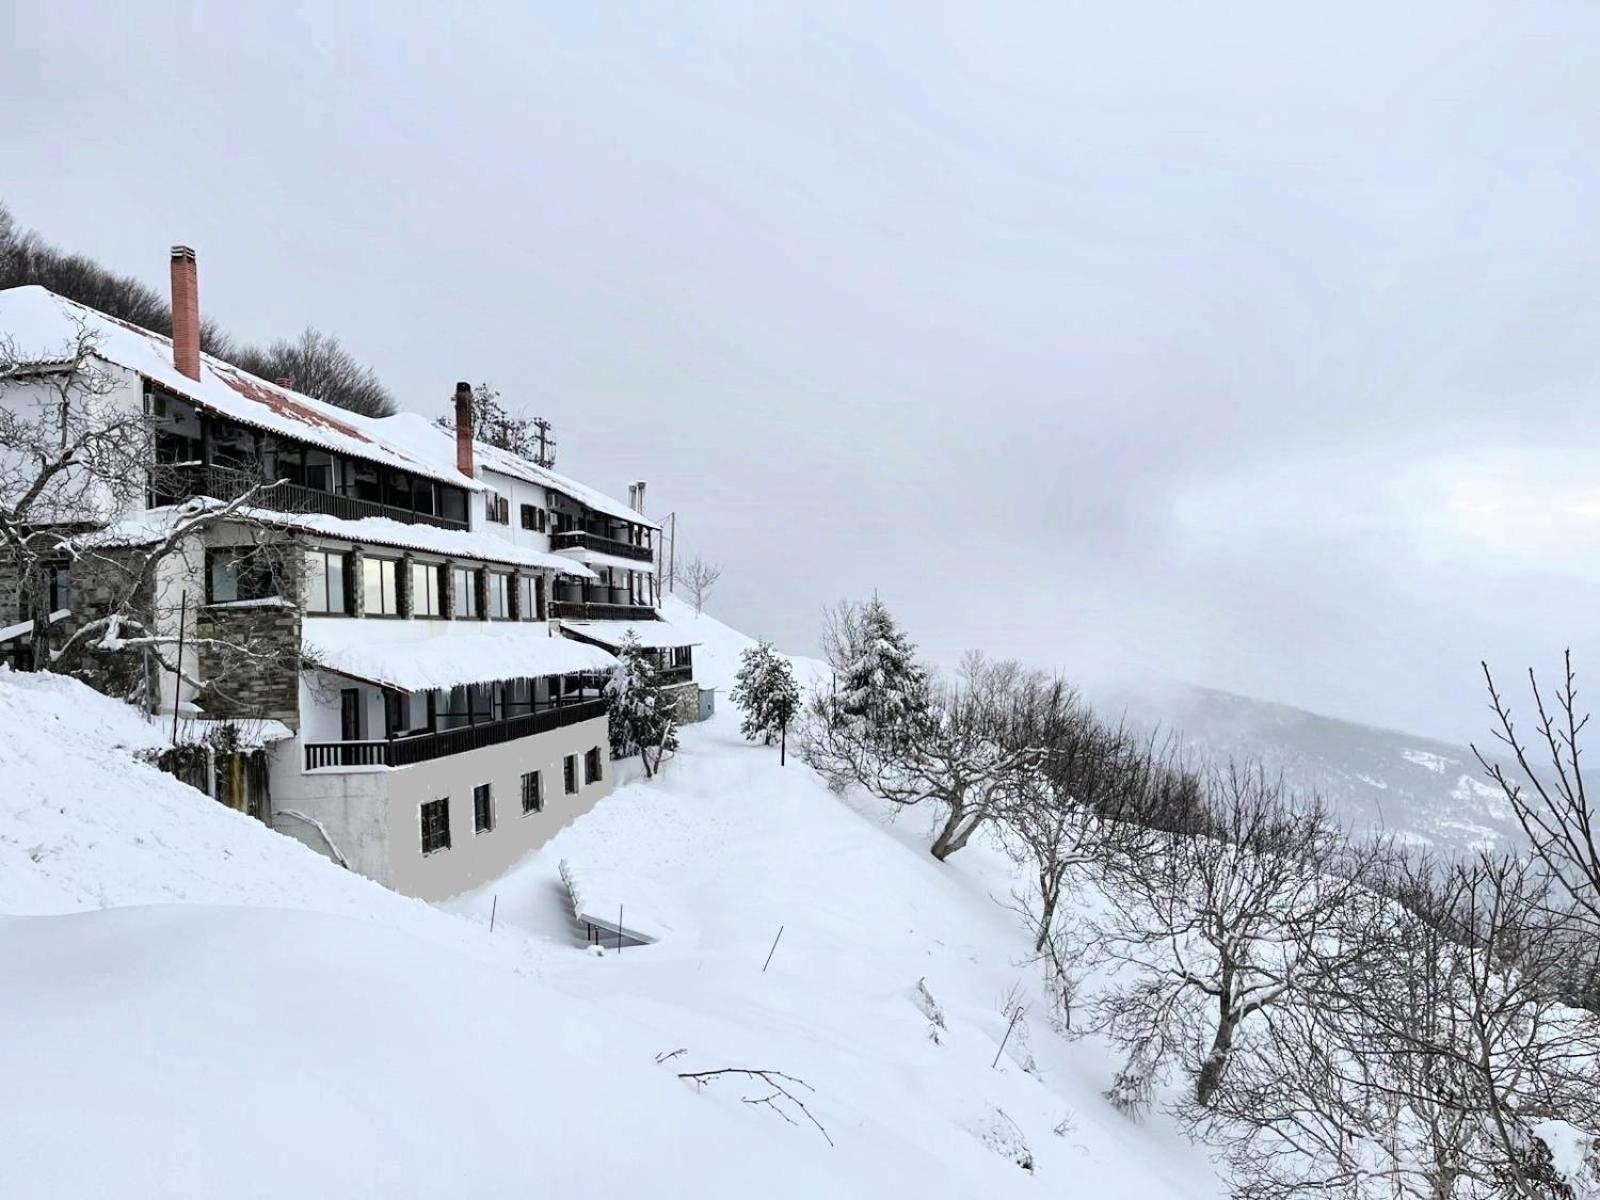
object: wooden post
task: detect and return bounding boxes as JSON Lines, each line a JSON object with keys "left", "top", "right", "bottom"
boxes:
{"left": 763, "top": 924, "right": 785, "bottom": 973}
{"left": 489, "top": 894, "right": 498, "bottom": 933}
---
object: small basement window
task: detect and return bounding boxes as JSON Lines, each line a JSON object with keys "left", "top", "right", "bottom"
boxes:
{"left": 473, "top": 783, "right": 494, "bottom": 834}
{"left": 521, "top": 770, "right": 543, "bottom": 814}
{"left": 584, "top": 746, "right": 603, "bottom": 785}
{"left": 563, "top": 754, "right": 578, "bottom": 796}
{"left": 421, "top": 798, "right": 451, "bottom": 854}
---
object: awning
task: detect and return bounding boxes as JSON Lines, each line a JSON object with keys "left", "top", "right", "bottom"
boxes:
{"left": 304, "top": 617, "right": 617, "bottom": 692}
{"left": 560, "top": 618, "right": 701, "bottom": 651}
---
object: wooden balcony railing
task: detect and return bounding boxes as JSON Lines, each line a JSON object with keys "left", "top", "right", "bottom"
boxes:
{"left": 552, "top": 529, "right": 654, "bottom": 563}
{"left": 304, "top": 697, "right": 607, "bottom": 770}
{"left": 155, "top": 464, "right": 469, "bottom": 532}
{"left": 549, "top": 600, "right": 660, "bottom": 622}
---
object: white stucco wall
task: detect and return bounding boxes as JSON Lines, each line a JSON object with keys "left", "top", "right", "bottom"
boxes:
{"left": 270, "top": 713, "right": 613, "bottom": 901}
{"left": 479, "top": 467, "right": 552, "bottom": 552}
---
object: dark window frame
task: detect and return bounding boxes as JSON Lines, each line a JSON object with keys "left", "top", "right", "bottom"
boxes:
{"left": 206, "top": 546, "right": 281, "bottom": 606}
{"left": 521, "top": 770, "right": 543, "bottom": 814}
{"left": 421, "top": 797, "right": 451, "bottom": 854}
{"left": 584, "top": 746, "right": 603, "bottom": 785}
{"left": 563, "top": 754, "right": 579, "bottom": 796}
{"left": 473, "top": 783, "right": 494, "bottom": 834}
{"left": 304, "top": 548, "right": 352, "bottom": 616}
{"left": 362, "top": 555, "right": 402, "bottom": 618}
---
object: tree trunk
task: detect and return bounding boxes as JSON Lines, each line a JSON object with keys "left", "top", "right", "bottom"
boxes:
{"left": 1195, "top": 1002, "right": 1236, "bottom": 1107}
{"left": 1033, "top": 884, "right": 1059, "bottom": 953}
{"left": 930, "top": 803, "right": 983, "bottom": 861}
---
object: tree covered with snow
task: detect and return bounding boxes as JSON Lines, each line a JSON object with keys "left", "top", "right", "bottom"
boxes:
{"left": 604, "top": 631, "right": 678, "bottom": 777}
{"left": 730, "top": 641, "right": 801, "bottom": 746}
{"left": 821, "top": 595, "right": 929, "bottom": 740}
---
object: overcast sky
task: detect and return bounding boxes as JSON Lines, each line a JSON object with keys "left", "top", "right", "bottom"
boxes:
{"left": 5, "top": 3, "right": 1599, "bottom": 742}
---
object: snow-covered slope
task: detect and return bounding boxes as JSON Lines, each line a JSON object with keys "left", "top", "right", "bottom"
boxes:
{"left": 1090, "top": 676, "right": 1522, "bottom": 857}
{"left": 0, "top": 618, "right": 1222, "bottom": 1199}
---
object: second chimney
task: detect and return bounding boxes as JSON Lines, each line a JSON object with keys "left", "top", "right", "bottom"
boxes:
{"left": 632, "top": 481, "right": 646, "bottom": 515}
{"left": 454, "top": 382, "right": 475, "bottom": 476}
{"left": 170, "top": 245, "right": 200, "bottom": 381}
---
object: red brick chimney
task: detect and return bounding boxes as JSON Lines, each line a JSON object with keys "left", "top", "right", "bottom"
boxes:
{"left": 453, "top": 382, "right": 475, "bottom": 476}
{"left": 169, "top": 246, "right": 200, "bottom": 381}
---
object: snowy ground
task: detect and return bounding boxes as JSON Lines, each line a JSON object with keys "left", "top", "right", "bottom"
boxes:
{"left": 0, "top": 601, "right": 1224, "bottom": 1199}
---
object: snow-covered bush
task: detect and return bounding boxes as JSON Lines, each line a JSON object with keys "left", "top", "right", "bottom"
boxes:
{"left": 604, "top": 633, "right": 679, "bottom": 778}
{"left": 729, "top": 641, "right": 800, "bottom": 747}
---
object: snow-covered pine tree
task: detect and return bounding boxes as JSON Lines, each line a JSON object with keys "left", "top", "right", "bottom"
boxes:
{"left": 827, "top": 595, "right": 928, "bottom": 742}
{"left": 730, "top": 641, "right": 801, "bottom": 746}
{"left": 604, "top": 632, "right": 679, "bottom": 777}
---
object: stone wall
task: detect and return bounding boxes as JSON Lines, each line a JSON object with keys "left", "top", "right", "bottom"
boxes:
{"left": 661, "top": 680, "right": 702, "bottom": 725}
{"left": 194, "top": 600, "right": 302, "bottom": 725}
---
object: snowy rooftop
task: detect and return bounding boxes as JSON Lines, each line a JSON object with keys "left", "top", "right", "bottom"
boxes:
{"left": 303, "top": 617, "right": 617, "bottom": 691}
{"left": 557, "top": 546, "right": 659, "bottom": 576}
{"left": 0, "top": 286, "right": 483, "bottom": 491}
{"left": 559, "top": 616, "right": 701, "bottom": 650}
{"left": 76, "top": 500, "right": 597, "bottom": 578}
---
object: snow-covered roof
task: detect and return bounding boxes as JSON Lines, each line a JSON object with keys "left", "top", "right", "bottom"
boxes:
{"left": 0, "top": 286, "right": 482, "bottom": 491}
{"left": 304, "top": 617, "right": 617, "bottom": 691}
{"left": 75, "top": 500, "right": 596, "bottom": 578}
{"left": 0, "top": 609, "right": 69, "bottom": 644}
{"left": 559, "top": 617, "right": 700, "bottom": 650}
{"left": 557, "top": 547, "right": 658, "bottom": 576}
{"left": 373, "top": 414, "right": 660, "bottom": 532}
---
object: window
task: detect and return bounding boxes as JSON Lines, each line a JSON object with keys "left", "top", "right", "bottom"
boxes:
{"left": 440, "top": 485, "right": 467, "bottom": 525}
{"left": 349, "top": 461, "right": 381, "bottom": 503}
{"left": 420, "top": 798, "right": 450, "bottom": 854}
{"left": 383, "top": 689, "right": 406, "bottom": 738}
{"left": 563, "top": 754, "right": 578, "bottom": 796}
{"left": 362, "top": 557, "right": 400, "bottom": 615}
{"left": 486, "top": 572, "right": 510, "bottom": 620}
{"left": 453, "top": 567, "right": 480, "bottom": 619}
{"left": 517, "top": 772, "right": 542, "bottom": 815}
{"left": 303, "top": 449, "right": 336, "bottom": 493}
{"left": 410, "top": 562, "right": 443, "bottom": 617}
{"left": 584, "top": 746, "right": 603, "bottom": 785}
{"left": 473, "top": 783, "right": 494, "bottom": 834}
{"left": 486, "top": 493, "right": 510, "bottom": 524}
{"left": 304, "top": 550, "right": 349, "bottom": 615}
{"left": 31, "top": 564, "right": 70, "bottom": 616}
{"left": 520, "top": 504, "right": 536, "bottom": 531}
{"left": 518, "top": 574, "right": 544, "bottom": 621}
{"left": 208, "top": 548, "right": 279, "bottom": 604}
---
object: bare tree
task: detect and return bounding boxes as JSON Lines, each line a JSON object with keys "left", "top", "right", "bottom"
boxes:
{"left": 1085, "top": 765, "right": 1371, "bottom": 1113}
{"left": 230, "top": 327, "right": 395, "bottom": 418}
{"left": 1208, "top": 852, "right": 1597, "bottom": 1200}
{"left": 681, "top": 554, "right": 722, "bottom": 616}
{"left": 1478, "top": 653, "right": 1600, "bottom": 941}
{"left": 805, "top": 652, "right": 1069, "bottom": 861}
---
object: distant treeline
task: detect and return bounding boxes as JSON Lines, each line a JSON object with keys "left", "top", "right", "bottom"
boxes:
{"left": 0, "top": 203, "right": 395, "bottom": 417}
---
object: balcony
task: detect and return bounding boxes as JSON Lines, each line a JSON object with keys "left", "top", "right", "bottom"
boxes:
{"left": 155, "top": 464, "right": 469, "bottom": 532}
{"left": 305, "top": 697, "right": 607, "bottom": 770}
{"left": 553, "top": 529, "right": 654, "bottom": 563}
{"left": 550, "top": 600, "right": 659, "bottom": 622}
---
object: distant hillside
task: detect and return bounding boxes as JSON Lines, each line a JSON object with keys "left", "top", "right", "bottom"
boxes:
{"left": 1089, "top": 678, "right": 1523, "bottom": 858}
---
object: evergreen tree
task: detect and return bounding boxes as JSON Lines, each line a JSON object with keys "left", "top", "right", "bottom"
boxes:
{"left": 827, "top": 595, "right": 929, "bottom": 740}
{"left": 730, "top": 641, "right": 801, "bottom": 746}
{"left": 604, "top": 632, "right": 679, "bottom": 777}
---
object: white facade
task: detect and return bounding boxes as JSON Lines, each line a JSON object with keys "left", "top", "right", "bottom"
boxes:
{"left": 270, "top": 711, "right": 613, "bottom": 901}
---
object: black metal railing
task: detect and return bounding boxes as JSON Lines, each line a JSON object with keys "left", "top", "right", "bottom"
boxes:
{"left": 155, "top": 464, "right": 469, "bottom": 532}
{"left": 549, "top": 600, "right": 660, "bottom": 622}
{"left": 304, "top": 697, "right": 607, "bottom": 770}
{"left": 552, "top": 529, "right": 653, "bottom": 563}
